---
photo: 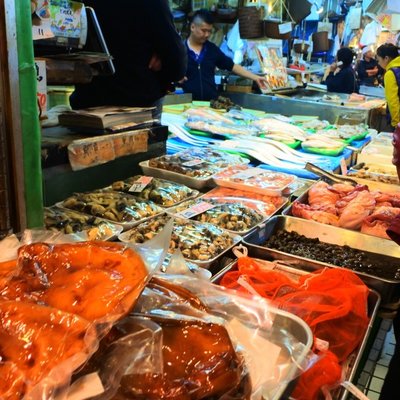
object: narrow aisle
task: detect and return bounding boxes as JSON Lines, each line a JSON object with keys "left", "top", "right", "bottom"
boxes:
{"left": 366, "top": 323, "right": 396, "bottom": 399}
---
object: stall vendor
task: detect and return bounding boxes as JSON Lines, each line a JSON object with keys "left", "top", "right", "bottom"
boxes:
{"left": 322, "top": 47, "right": 359, "bottom": 94}
{"left": 181, "top": 10, "right": 268, "bottom": 101}
{"left": 70, "top": 0, "right": 187, "bottom": 119}
{"left": 356, "top": 46, "right": 383, "bottom": 86}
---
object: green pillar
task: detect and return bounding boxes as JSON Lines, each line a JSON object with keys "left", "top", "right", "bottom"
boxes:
{"left": 15, "top": 0, "right": 43, "bottom": 228}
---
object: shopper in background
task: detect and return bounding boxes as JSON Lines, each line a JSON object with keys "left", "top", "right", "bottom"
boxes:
{"left": 70, "top": 0, "right": 187, "bottom": 119}
{"left": 322, "top": 47, "right": 359, "bottom": 94}
{"left": 376, "top": 43, "right": 400, "bottom": 130}
{"left": 356, "top": 46, "right": 383, "bottom": 86}
{"left": 181, "top": 9, "right": 268, "bottom": 101}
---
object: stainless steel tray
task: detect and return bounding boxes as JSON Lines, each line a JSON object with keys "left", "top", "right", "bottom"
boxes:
{"left": 118, "top": 214, "right": 242, "bottom": 270}
{"left": 283, "top": 180, "right": 400, "bottom": 217}
{"left": 166, "top": 196, "right": 274, "bottom": 236}
{"left": 56, "top": 191, "right": 164, "bottom": 231}
{"left": 242, "top": 215, "right": 400, "bottom": 304}
{"left": 140, "top": 160, "right": 214, "bottom": 190}
{"left": 211, "top": 258, "right": 381, "bottom": 400}
{"left": 44, "top": 206, "right": 123, "bottom": 241}
{"left": 102, "top": 178, "right": 200, "bottom": 209}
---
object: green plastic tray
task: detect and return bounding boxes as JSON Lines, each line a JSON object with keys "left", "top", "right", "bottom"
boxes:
{"left": 301, "top": 143, "right": 346, "bottom": 157}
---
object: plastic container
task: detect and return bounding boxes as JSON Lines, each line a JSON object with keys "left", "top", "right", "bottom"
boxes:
{"left": 47, "top": 85, "right": 74, "bottom": 109}
{"left": 213, "top": 165, "right": 296, "bottom": 196}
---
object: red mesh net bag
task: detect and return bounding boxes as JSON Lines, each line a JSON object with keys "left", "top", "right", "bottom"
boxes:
{"left": 220, "top": 257, "right": 370, "bottom": 400}
{"left": 220, "top": 256, "right": 298, "bottom": 298}
{"left": 291, "top": 350, "right": 343, "bottom": 400}
{"left": 275, "top": 268, "right": 369, "bottom": 362}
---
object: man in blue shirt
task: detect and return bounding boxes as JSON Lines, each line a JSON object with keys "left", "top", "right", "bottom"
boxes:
{"left": 182, "top": 10, "right": 268, "bottom": 101}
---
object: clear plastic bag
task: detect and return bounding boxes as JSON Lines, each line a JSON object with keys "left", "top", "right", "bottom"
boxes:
{"left": 0, "top": 228, "right": 169, "bottom": 400}
{"left": 71, "top": 275, "right": 315, "bottom": 400}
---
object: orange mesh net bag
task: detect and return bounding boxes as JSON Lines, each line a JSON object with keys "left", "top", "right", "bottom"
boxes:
{"left": 291, "top": 351, "right": 343, "bottom": 400}
{"left": 220, "top": 255, "right": 370, "bottom": 400}
{"left": 275, "top": 268, "right": 369, "bottom": 362}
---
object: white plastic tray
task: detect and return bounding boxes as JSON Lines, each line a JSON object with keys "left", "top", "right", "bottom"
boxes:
{"left": 213, "top": 167, "right": 296, "bottom": 197}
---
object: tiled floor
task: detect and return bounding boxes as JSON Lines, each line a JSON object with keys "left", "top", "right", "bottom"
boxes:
{"left": 364, "top": 322, "right": 396, "bottom": 400}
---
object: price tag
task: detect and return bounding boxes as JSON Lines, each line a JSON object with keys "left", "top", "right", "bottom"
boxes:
{"left": 340, "top": 157, "right": 348, "bottom": 176}
{"left": 32, "top": 19, "right": 54, "bottom": 40}
{"left": 129, "top": 176, "right": 153, "bottom": 193}
{"left": 182, "top": 159, "right": 203, "bottom": 167}
{"left": 231, "top": 167, "right": 265, "bottom": 181}
{"left": 177, "top": 201, "right": 215, "bottom": 219}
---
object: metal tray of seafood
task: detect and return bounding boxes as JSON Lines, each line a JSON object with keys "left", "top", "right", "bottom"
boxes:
{"left": 103, "top": 176, "right": 200, "bottom": 209}
{"left": 242, "top": 215, "right": 400, "bottom": 304}
{"left": 282, "top": 177, "right": 400, "bottom": 217}
{"left": 56, "top": 191, "right": 164, "bottom": 231}
{"left": 140, "top": 160, "right": 214, "bottom": 190}
{"left": 346, "top": 171, "right": 399, "bottom": 188}
{"left": 283, "top": 177, "right": 314, "bottom": 199}
{"left": 212, "top": 258, "right": 381, "bottom": 400}
{"left": 166, "top": 196, "right": 270, "bottom": 236}
{"left": 118, "top": 214, "right": 242, "bottom": 269}
{"left": 44, "top": 206, "right": 123, "bottom": 240}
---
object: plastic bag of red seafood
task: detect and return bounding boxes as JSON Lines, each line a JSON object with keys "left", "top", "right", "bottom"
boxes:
{"left": 70, "top": 274, "right": 315, "bottom": 400}
{"left": 0, "top": 226, "right": 172, "bottom": 400}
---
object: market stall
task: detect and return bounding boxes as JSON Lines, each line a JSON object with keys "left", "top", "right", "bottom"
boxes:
{"left": 2, "top": 0, "right": 400, "bottom": 399}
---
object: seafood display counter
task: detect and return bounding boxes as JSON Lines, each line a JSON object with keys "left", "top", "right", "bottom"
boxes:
{"left": 41, "top": 124, "right": 168, "bottom": 205}
{"left": 15, "top": 93, "right": 399, "bottom": 400}
{"left": 222, "top": 91, "right": 383, "bottom": 130}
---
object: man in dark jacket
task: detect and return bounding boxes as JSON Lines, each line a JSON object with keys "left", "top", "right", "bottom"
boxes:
{"left": 181, "top": 10, "right": 268, "bottom": 101}
{"left": 322, "top": 47, "right": 359, "bottom": 94}
{"left": 70, "top": 0, "right": 187, "bottom": 113}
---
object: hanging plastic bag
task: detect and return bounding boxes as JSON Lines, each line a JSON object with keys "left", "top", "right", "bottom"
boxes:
{"left": 0, "top": 226, "right": 171, "bottom": 400}
{"left": 347, "top": 6, "right": 362, "bottom": 30}
{"left": 71, "top": 274, "right": 315, "bottom": 400}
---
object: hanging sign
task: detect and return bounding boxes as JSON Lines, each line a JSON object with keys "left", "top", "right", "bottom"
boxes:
{"left": 49, "top": 0, "right": 83, "bottom": 39}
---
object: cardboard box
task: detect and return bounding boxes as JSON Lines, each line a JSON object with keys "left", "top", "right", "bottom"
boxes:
{"left": 35, "top": 58, "right": 47, "bottom": 118}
